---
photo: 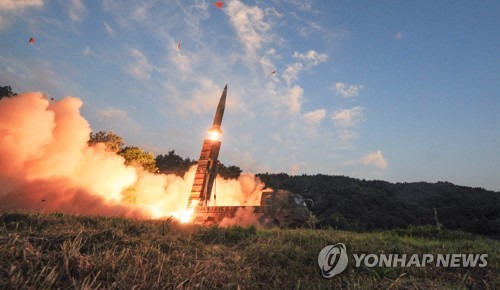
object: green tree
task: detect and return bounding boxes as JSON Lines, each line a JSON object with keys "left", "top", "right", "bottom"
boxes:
{"left": 119, "top": 146, "right": 158, "bottom": 173}
{"left": 156, "top": 150, "right": 195, "bottom": 176}
{"left": 218, "top": 164, "right": 242, "bottom": 179}
{"left": 0, "top": 85, "right": 16, "bottom": 99}
{"left": 88, "top": 131, "right": 124, "bottom": 153}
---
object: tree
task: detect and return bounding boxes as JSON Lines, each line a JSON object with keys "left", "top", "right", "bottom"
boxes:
{"left": 0, "top": 86, "right": 16, "bottom": 99}
{"left": 156, "top": 150, "right": 195, "bottom": 176}
{"left": 119, "top": 146, "right": 158, "bottom": 173}
{"left": 217, "top": 164, "right": 242, "bottom": 179}
{"left": 88, "top": 131, "right": 124, "bottom": 153}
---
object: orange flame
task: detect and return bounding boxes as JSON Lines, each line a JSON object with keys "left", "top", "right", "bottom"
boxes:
{"left": 171, "top": 200, "right": 198, "bottom": 223}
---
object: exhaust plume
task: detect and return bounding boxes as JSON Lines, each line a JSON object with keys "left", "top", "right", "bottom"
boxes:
{"left": 0, "top": 92, "right": 264, "bottom": 221}
{"left": 219, "top": 207, "right": 263, "bottom": 228}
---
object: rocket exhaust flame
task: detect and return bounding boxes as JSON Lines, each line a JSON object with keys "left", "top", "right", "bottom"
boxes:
{"left": 209, "top": 131, "right": 219, "bottom": 141}
{"left": 0, "top": 92, "right": 264, "bottom": 224}
{"left": 172, "top": 200, "right": 199, "bottom": 223}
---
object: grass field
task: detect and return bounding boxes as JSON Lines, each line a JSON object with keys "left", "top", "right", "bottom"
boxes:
{"left": 1, "top": 212, "right": 498, "bottom": 289}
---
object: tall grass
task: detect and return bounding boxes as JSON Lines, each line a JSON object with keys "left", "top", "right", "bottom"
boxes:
{"left": 0, "top": 212, "right": 498, "bottom": 289}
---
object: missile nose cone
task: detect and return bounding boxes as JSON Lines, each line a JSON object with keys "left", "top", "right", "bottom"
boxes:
{"left": 224, "top": 84, "right": 227, "bottom": 91}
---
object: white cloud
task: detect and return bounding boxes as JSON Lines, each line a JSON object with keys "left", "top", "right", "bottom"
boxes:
{"left": 331, "top": 106, "right": 365, "bottom": 127}
{"left": 82, "top": 46, "right": 91, "bottom": 57}
{"left": 333, "top": 82, "right": 363, "bottom": 98}
{"left": 282, "top": 50, "right": 327, "bottom": 86}
{"left": 286, "top": 0, "right": 313, "bottom": 11}
{"left": 98, "top": 108, "right": 140, "bottom": 131}
{"left": 282, "top": 62, "right": 303, "bottom": 86}
{"left": 293, "top": 50, "right": 328, "bottom": 66}
{"left": 126, "top": 48, "right": 153, "bottom": 81}
{"left": 0, "top": 0, "right": 43, "bottom": 11}
{"left": 303, "top": 109, "right": 326, "bottom": 126}
{"left": 184, "top": 79, "right": 220, "bottom": 114}
{"left": 190, "top": 0, "right": 209, "bottom": 16}
{"left": 67, "top": 0, "right": 86, "bottom": 23}
{"left": 290, "top": 164, "right": 301, "bottom": 175}
{"left": 102, "top": 0, "right": 155, "bottom": 27}
{"left": 169, "top": 50, "right": 192, "bottom": 77}
{"left": 226, "top": 0, "right": 271, "bottom": 56}
{"left": 259, "top": 48, "right": 279, "bottom": 79}
{"left": 103, "top": 21, "right": 114, "bottom": 37}
{"left": 0, "top": 0, "right": 43, "bottom": 29}
{"left": 362, "top": 151, "right": 388, "bottom": 169}
{"left": 338, "top": 129, "right": 358, "bottom": 142}
{"left": 130, "top": 2, "right": 152, "bottom": 21}
{"left": 284, "top": 85, "right": 303, "bottom": 114}
{"left": 0, "top": 55, "right": 66, "bottom": 93}
{"left": 99, "top": 108, "right": 126, "bottom": 119}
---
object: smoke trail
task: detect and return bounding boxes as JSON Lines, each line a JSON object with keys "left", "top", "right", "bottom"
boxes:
{"left": 0, "top": 92, "right": 264, "bottom": 219}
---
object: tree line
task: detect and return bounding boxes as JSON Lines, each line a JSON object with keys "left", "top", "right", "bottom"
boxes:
{"left": 256, "top": 173, "right": 499, "bottom": 236}
{"left": 88, "top": 131, "right": 242, "bottom": 179}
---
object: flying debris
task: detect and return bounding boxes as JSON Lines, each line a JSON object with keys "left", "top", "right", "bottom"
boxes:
{"left": 271, "top": 70, "right": 277, "bottom": 75}
{"left": 50, "top": 97, "right": 54, "bottom": 101}
{"left": 177, "top": 42, "right": 181, "bottom": 50}
{"left": 214, "top": 1, "right": 224, "bottom": 9}
{"left": 29, "top": 37, "right": 35, "bottom": 44}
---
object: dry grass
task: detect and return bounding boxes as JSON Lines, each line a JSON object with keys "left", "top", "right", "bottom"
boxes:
{"left": 0, "top": 212, "right": 498, "bottom": 289}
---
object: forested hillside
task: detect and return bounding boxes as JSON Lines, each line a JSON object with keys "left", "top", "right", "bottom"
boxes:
{"left": 257, "top": 173, "right": 500, "bottom": 236}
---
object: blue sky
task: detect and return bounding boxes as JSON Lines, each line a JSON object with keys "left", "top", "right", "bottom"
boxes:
{"left": 1, "top": 0, "right": 499, "bottom": 191}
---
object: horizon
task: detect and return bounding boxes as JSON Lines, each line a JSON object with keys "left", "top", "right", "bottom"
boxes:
{"left": 1, "top": 1, "right": 499, "bottom": 191}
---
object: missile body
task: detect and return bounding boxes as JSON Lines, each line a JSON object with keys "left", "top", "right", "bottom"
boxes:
{"left": 188, "top": 85, "right": 227, "bottom": 207}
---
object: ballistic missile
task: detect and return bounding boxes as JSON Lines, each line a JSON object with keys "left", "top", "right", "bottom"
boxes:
{"left": 209, "top": 84, "right": 227, "bottom": 136}
{"left": 188, "top": 84, "right": 227, "bottom": 206}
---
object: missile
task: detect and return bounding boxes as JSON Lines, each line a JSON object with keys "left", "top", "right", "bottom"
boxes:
{"left": 209, "top": 84, "right": 227, "bottom": 136}
{"left": 188, "top": 84, "right": 227, "bottom": 206}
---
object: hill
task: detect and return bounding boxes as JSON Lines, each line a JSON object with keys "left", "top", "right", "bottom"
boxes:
{"left": 1, "top": 213, "right": 498, "bottom": 288}
{"left": 257, "top": 173, "right": 500, "bottom": 237}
